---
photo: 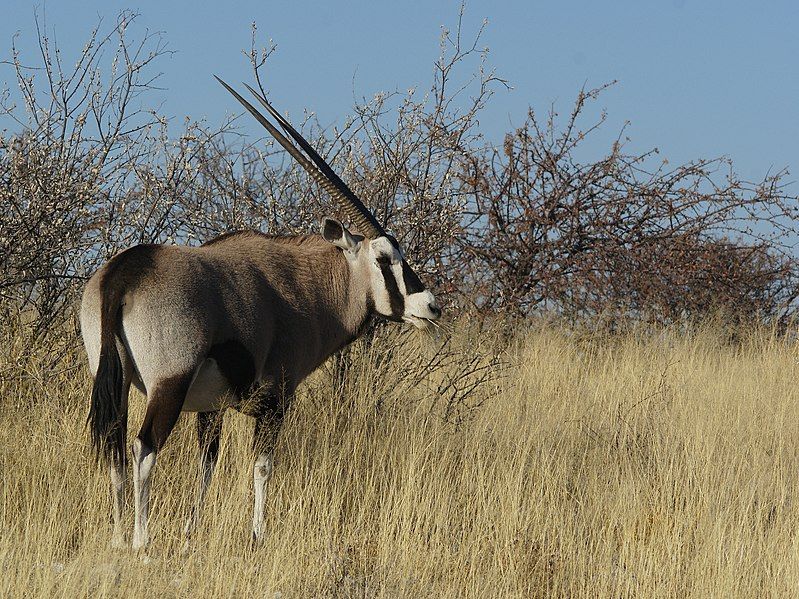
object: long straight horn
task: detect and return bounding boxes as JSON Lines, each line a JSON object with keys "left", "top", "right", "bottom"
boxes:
{"left": 215, "top": 76, "right": 383, "bottom": 238}
{"left": 242, "top": 83, "right": 385, "bottom": 239}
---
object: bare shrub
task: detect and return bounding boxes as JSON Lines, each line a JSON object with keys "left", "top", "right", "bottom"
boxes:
{"left": 0, "top": 12, "right": 205, "bottom": 336}
{"left": 456, "top": 83, "right": 799, "bottom": 323}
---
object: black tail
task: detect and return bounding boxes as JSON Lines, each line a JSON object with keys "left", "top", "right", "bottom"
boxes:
{"left": 88, "top": 301, "right": 126, "bottom": 465}
{"left": 89, "top": 338, "right": 125, "bottom": 464}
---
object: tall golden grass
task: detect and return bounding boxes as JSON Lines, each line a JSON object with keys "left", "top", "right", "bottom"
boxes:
{"left": 2, "top": 319, "right": 798, "bottom": 597}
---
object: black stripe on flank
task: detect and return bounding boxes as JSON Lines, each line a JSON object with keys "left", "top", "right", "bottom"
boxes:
{"left": 208, "top": 340, "right": 256, "bottom": 397}
{"left": 379, "top": 261, "right": 405, "bottom": 319}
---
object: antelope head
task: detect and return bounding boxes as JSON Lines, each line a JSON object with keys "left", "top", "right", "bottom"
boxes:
{"left": 216, "top": 77, "right": 442, "bottom": 330}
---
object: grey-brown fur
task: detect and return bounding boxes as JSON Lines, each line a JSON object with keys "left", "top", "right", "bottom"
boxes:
{"left": 83, "top": 230, "right": 375, "bottom": 412}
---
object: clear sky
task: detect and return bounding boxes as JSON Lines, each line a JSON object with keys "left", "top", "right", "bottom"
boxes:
{"left": 2, "top": 1, "right": 797, "bottom": 186}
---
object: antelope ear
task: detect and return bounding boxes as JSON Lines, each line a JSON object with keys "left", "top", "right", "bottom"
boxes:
{"left": 321, "top": 217, "right": 359, "bottom": 252}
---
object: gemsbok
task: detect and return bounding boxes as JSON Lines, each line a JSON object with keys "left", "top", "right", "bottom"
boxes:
{"left": 81, "top": 77, "right": 442, "bottom": 550}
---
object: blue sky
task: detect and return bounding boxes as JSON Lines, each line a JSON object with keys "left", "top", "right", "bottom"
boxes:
{"left": 2, "top": 1, "right": 797, "bottom": 186}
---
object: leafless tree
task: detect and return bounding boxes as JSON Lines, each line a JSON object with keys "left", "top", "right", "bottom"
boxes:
{"left": 456, "top": 83, "right": 799, "bottom": 323}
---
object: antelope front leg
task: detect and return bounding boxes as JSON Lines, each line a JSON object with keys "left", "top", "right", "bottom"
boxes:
{"left": 251, "top": 409, "right": 284, "bottom": 543}
{"left": 183, "top": 411, "right": 223, "bottom": 550}
{"left": 252, "top": 450, "right": 274, "bottom": 542}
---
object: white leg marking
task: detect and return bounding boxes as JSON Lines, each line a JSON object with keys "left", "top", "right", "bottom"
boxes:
{"left": 252, "top": 452, "right": 273, "bottom": 542}
{"left": 132, "top": 438, "right": 156, "bottom": 550}
{"left": 109, "top": 463, "right": 126, "bottom": 548}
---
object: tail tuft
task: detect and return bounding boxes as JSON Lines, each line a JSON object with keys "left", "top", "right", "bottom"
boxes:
{"left": 88, "top": 340, "right": 126, "bottom": 464}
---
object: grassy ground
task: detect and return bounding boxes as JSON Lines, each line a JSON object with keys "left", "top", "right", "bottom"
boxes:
{"left": 2, "top": 319, "right": 799, "bottom": 597}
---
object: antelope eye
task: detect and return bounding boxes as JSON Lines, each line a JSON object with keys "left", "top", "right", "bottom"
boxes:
{"left": 376, "top": 255, "right": 392, "bottom": 267}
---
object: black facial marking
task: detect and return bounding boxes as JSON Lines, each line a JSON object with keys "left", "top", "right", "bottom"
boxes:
{"left": 380, "top": 235, "right": 425, "bottom": 295}
{"left": 378, "top": 261, "right": 405, "bottom": 319}
{"left": 377, "top": 254, "right": 392, "bottom": 267}
{"left": 401, "top": 260, "right": 425, "bottom": 294}
{"left": 208, "top": 340, "right": 256, "bottom": 397}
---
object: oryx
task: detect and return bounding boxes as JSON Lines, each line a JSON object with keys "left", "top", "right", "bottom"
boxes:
{"left": 80, "top": 78, "right": 442, "bottom": 550}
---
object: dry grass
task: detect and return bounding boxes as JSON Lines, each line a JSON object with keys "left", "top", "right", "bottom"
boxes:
{"left": 2, "top": 319, "right": 799, "bottom": 597}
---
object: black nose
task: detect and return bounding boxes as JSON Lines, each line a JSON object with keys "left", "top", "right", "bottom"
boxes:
{"left": 428, "top": 304, "right": 441, "bottom": 318}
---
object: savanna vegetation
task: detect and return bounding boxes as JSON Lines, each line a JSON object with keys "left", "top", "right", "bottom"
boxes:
{"left": 3, "top": 321, "right": 799, "bottom": 596}
{"left": 2, "top": 8, "right": 799, "bottom": 598}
